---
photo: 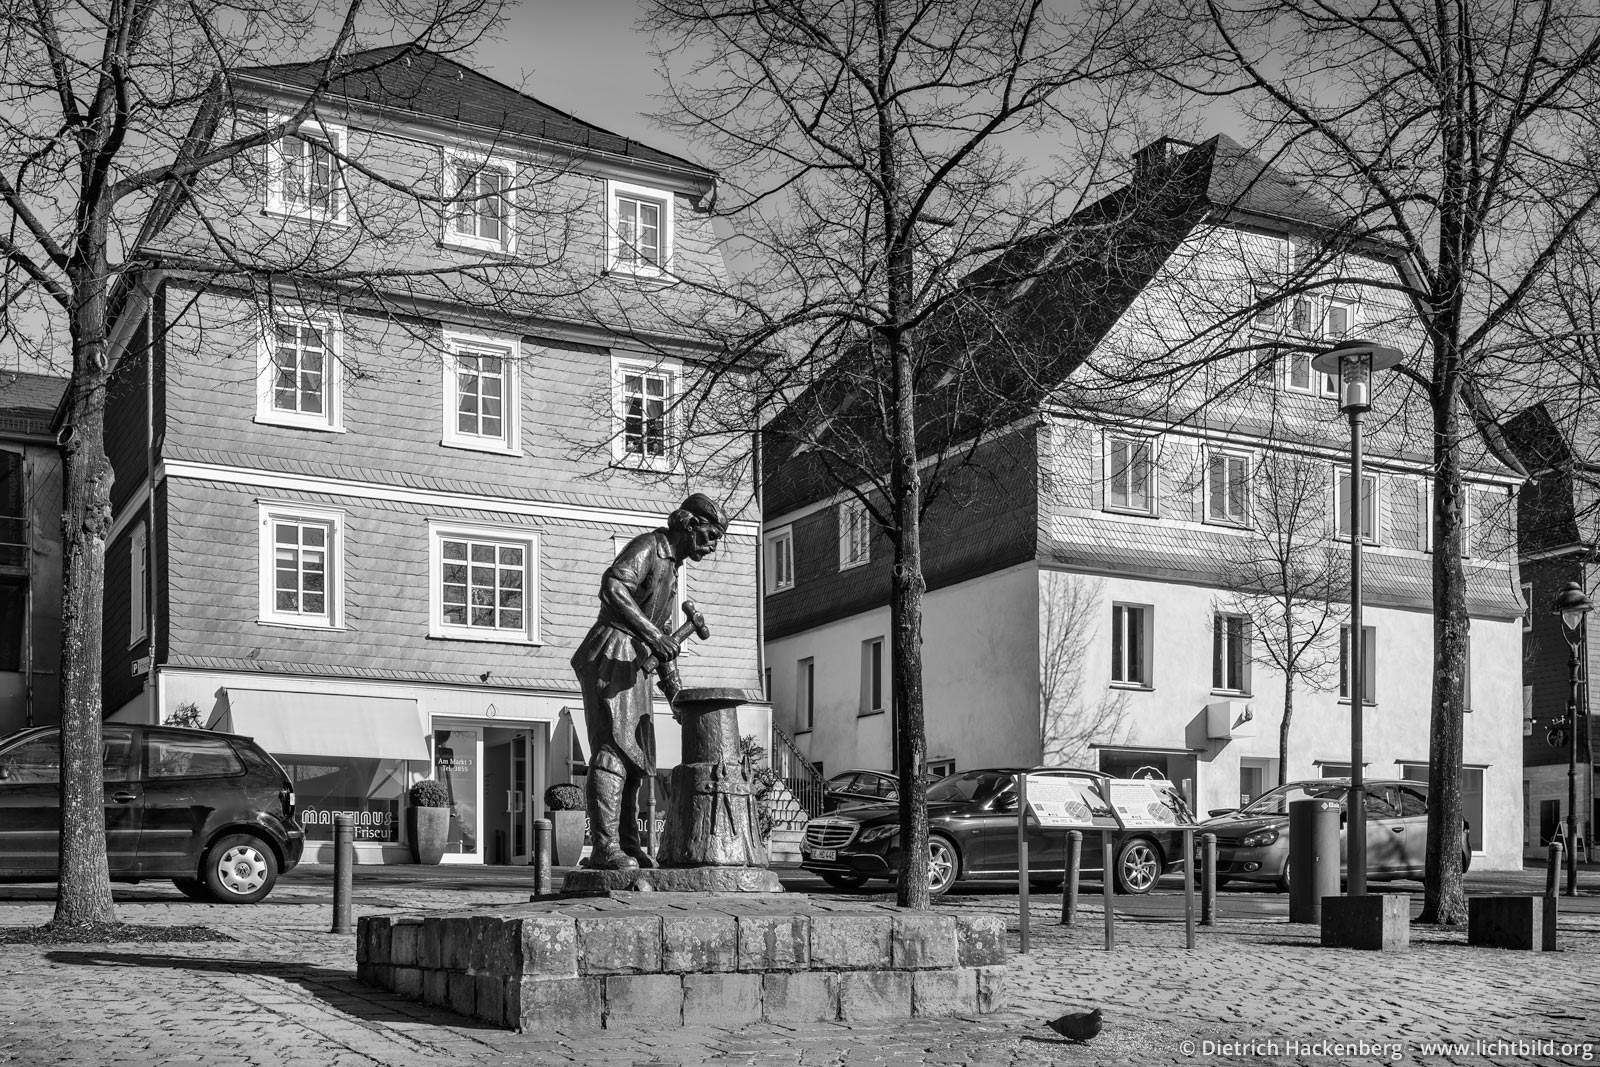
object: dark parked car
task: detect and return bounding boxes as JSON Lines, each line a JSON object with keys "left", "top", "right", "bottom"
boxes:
{"left": 1198, "top": 778, "right": 1469, "bottom": 891}
{"left": 0, "top": 723, "right": 305, "bottom": 903}
{"left": 801, "top": 767, "right": 1195, "bottom": 896}
{"left": 821, "top": 769, "right": 899, "bottom": 812}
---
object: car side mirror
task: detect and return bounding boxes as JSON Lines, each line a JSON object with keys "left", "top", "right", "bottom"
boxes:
{"left": 1207, "top": 807, "right": 1237, "bottom": 818}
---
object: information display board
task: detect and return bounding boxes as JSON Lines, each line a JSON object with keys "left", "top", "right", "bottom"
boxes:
{"left": 1105, "top": 777, "right": 1194, "bottom": 828}
{"left": 1023, "top": 774, "right": 1121, "bottom": 829}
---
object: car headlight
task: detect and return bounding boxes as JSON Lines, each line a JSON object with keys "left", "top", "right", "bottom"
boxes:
{"left": 859, "top": 824, "right": 901, "bottom": 843}
{"left": 1240, "top": 828, "right": 1281, "bottom": 848}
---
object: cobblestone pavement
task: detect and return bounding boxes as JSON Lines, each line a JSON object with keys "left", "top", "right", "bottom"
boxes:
{"left": 1, "top": 872, "right": 1597, "bottom": 1067}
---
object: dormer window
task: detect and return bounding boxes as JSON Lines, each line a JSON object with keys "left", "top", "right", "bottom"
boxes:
{"left": 266, "top": 118, "right": 346, "bottom": 223}
{"left": 607, "top": 180, "right": 674, "bottom": 275}
{"left": 445, "top": 154, "right": 515, "bottom": 253}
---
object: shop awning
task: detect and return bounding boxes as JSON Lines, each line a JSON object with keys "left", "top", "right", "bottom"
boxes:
{"left": 216, "top": 689, "right": 430, "bottom": 762}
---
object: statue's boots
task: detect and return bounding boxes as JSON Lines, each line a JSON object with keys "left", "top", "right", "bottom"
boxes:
{"left": 586, "top": 760, "right": 639, "bottom": 871}
{"left": 618, "top": 774, "right": 657, "bottom": 869}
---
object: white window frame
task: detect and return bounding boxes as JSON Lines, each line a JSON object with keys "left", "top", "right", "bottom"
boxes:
{"left": 256, "top": 309, "right": 345, "bottom": 432}
{"left": 1335, "top": 468, "right": 1380, "bottom": 545}
{"left": 1104, "top": 435, "right": 1156, "bottom": 516}
{"left": 1522, "top": 581, "right": 1534, "bottom": 632}
{"left": 1205, "top": 447, "right": 1252, "bottom": 527}
{"left": 766, "top": 526, "right": 794, "bottom": 593}
{"left": 129, "top": 521, "right": 147, "bottom": 646}
{"left": 428, "top": 519, "right": 540, "bottom": 645}
{"left": 861, "top": 637, "right": 886, "bottom": 715}
{"left": 839, "top": 498, "right": 871, "bottom": 569}
{"left": 257, "top": 502, "right": 344, "bottom": 629}
{"left": 442, "top": 151, "right": 517, "bottom": 254}
{"left": 610, "top": 353, "right": 680, "bottom": 469}
{"left": 606, "top": 179, "right": 674, "bottom": 275}
{"left": 797, "top": 657, "right": 815, "bottom": 732}
{"left": 1111, "top": 602, "right": 1152, "bottom": 688}
{"left": 1212, "top": 613, "right": 1251, "bottom": 694}
{"left": 264, "top": 116, "right": 347, "bottom": 224}
{"left": 1280, "top": 351, "right": 1339, "bottom": 397}
{"left": 441, "top": 328, "right": 522, "bottom": 456}
{"left": 1339, "top": 624, "right": 1377, "bottom": 705}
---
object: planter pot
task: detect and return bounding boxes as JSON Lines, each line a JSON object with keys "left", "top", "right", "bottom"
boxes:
{"left": 550, "top": 809, "right": 586, "bottom": 867}
{"left": 408, "top": 806, "right": 451, "bottom": 865}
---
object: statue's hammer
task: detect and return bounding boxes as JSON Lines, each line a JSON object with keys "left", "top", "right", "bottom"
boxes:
{"left": 640, "top": 600, "right": 711, "bottom": 677}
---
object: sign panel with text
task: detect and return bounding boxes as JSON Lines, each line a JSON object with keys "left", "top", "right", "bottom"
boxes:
{"left": 1106, "top": 777, "right": 1194, "bottom": 828}
{"left": 1023, "top": 774, "right": 1121, "bottom": 829}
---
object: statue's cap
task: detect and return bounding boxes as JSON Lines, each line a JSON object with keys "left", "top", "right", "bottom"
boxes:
{"left": 679, "top": 492, "right": 727, "bottom": 528}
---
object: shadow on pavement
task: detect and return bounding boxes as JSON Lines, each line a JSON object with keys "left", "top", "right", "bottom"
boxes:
{"left": 41, "top": 948, "right": 500, "bottom": 1030}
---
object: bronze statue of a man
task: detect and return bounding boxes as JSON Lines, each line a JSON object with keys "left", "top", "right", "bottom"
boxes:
{"left": 570, "top": 493, "right": 727, "bottom": 870}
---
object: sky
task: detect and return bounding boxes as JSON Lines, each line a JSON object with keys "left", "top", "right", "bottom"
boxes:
{"left": 471, "top": 1, "right": 702, "bottom": 166}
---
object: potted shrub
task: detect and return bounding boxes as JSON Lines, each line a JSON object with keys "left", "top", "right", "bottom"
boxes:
{"left": 544, "top": 783, "right": 586, "bottom": 866}
{"left": 407, "top": 779, "right": 452, "bottom": 865}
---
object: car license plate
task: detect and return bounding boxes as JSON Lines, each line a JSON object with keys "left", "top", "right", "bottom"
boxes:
{"left": 811, "top": 847, "right": 836, "bottom": 861}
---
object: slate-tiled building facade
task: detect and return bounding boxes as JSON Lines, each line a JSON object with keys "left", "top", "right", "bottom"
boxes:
{"left": 0, "top": 372, "right": 66, "bottom": 737}
{"left": 1504, "top": 403, "right": 1599, "bottom": 860}
{"left": 98, "top": 49, "right": 763, "bottom": 864}
{"left": 762, "top": 135, "right": 1526, "bottom": 870}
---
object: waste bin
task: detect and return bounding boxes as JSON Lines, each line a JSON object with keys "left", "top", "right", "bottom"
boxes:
{"left": 1288, "top": 797, "right": 1341, "bottom": 923}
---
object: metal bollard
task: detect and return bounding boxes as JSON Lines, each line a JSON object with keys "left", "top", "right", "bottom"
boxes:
{"left": 331, "top": 814, "right": 354, "bottom": 935}
{"left": 1201, "top": 832, "right": 1216, "bottom": 926}
{"left": 531, "top": 818, "right": 553, "bottom": 898}
{"left": 1183, "top": 827, "right": 1195, "bottom": 949}
{"left": 1061, "top": 830, "right": 1082, "bottom": 925}
{"left": 1546, "top": 840, "right": 1564, "bottom": 902}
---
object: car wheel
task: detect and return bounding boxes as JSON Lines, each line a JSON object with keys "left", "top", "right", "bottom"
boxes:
{"left": 1275, "top": 864, "right": 1291, "bottom": 893}
{"left": 172, "top": 877, "right": 213, "bottom": 902}
{"left": 202, "top": 834, "right": 279, "bottom": 904}
{"left": 927, "top": 835, "right": 960, "bottom": 897}
{"left": 1114, "top": 837, "right": 1162, "bottom": 894}
{"left": 821, "top": 871, "right": 869, "bottom": 891}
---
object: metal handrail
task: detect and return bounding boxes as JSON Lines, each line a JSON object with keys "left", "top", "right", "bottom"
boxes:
{"left": 769, "top": 720, "right": 826, "bottom": 819}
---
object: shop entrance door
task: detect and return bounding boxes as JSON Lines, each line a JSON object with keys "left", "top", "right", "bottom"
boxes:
{"left": 483, "top": 729, "right": 534, "bottom": 865}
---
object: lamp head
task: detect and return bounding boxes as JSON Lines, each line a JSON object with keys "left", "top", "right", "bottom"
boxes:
{"left": 1551, "top": 581, "right": 1593, "bottom": 632}
{"left": 1309, "top": 340, "right": 1403, "bottom": 413}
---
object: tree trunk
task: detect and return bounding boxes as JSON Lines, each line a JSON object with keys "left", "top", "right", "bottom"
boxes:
{"left": 1278, "top": 681, "right": 1294, "bottom": 790}
{"left": 53, "top": 279, "right": 117, "bottom": 928}
{"left": 888, "top": 330, "right": 928, "bottom": 909}
{"left": 1420, "top": 390, "right": 1469, "bottom": 925}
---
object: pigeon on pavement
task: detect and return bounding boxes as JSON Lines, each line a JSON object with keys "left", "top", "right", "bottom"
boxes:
{"left": 1047, "top": 1007, "right": 1102, "bottom": 1042}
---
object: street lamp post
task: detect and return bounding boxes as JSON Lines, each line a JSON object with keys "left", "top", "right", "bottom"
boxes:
{"left": 1551, "top": 580, "right": 1593, "bottom": 897}
{"left": 1311, "top": 339, "right": 1401, "bottom": 897}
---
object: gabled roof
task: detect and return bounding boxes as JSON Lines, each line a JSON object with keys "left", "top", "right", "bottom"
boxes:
{"left": 235, "top": 45, "right": 711, "bottom": 180}
{"left": 0, "top": 371, "right": 66, "bottom": 439}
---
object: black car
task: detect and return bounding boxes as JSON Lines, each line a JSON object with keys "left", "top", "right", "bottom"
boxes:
{"left": 821, "top": 769, "right": 899, "bottom": 812}
{"left": 0, "top": 723, "right": 305, "bottom": 903}
{"left": 801, "top": 767, "right": 1195, "bottom": 896}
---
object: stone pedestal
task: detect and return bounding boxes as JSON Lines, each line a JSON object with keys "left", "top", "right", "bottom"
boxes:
{"left": 558, "top": 866, "right": 783, "bottom": 895}
{"left": 355, "top": 894, "right": 1009, "bottom": 1031}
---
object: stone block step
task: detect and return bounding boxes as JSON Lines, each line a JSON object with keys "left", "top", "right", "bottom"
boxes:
{"left": 356, "top": 892, "right": 1007, "bottom": 1031}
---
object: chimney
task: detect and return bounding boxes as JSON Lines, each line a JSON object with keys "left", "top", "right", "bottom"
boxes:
{"left": 1132, "top": 137, "right": 1196, "bottom": 181}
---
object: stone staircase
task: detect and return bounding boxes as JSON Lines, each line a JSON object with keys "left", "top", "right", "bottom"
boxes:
{"left": 764, "top": 779, "right": 809, "bottom": 864}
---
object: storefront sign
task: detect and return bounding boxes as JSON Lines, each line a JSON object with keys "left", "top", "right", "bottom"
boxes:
{"left": 298, "top": 808, "right": 399, "bottom": 842}
{"left": 435, "top": 729, "right": 479, "bottom": 855}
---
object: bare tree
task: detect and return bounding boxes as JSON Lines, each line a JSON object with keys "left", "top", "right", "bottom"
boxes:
{"left": 639, "top": 0, "right": 1169, "bottom": 909}
{"left": 1039, "top": 573, "right": 1131, "bottom": 767}
{"left": 1212, "top": 452, "right": 1346, "bottom": 786}
{"left": 1142, "top": 0, "right": 1600, "bottom": 924}
{"left": 0, "top": 0, "right": 595, "bottom": 930}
